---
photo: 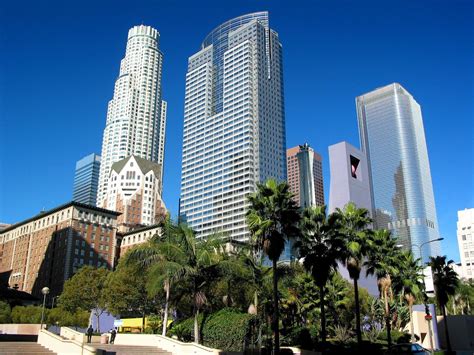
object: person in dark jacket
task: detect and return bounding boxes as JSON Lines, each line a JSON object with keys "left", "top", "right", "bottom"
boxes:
{"left": 86, "top": 325, "right": 93, "bottom": 343}
{"left": 110, "top": 327, "right": 117, "bottom": 344}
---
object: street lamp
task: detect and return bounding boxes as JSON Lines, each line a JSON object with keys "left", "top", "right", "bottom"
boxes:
{"left": 412, "top": 237, "right": 444, "bottom": 353}
{"left": 40, "top": 287, "right": 50, "bottom": 330}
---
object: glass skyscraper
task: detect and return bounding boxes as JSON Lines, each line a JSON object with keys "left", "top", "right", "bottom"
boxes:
{"left": 356, "top": 83, "right": 441, "bottom": 262}
{"left": 73, "top": 153, "right": 101, "bottom": 206}
{"left": 179, "top": 12, "right": 286, "bottom": 240}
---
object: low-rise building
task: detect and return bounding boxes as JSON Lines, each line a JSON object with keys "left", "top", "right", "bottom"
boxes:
{"left": 0, "top": 202, "right": 120, "bottom": 299}
{"left": 119, "top": 224, "right": 161, "bottom": 257}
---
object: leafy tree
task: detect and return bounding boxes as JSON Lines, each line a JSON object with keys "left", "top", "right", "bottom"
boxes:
{"left": 59, "top": 265, "right": 110, "bottom": 332}
{"left": 429, "top": 255, "right": 459, "bottom": 352}
{"left": 296, "top": 205, "right": 343, "bottom": 343}
{"left": 392, "top": 251, "right": 423, "bottom": 343}
{"left": 102, "top": 259, "right": 157, "bottom": 330}
{"left": 0, "top": 300, "right": 11, "bottom": 323}
{"left": 333, "top": 202, "right": 372, "bottom": 346}
{"left": 246, "top": 179, "right": 301, "bottom": 354}
{"left": 364, "top": 229, "right": 400, "bottom": 346}
{"left": 449, "top": 280, "right": 474, "bottom": 315}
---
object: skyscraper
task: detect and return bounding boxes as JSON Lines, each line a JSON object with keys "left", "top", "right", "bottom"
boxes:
{"left": 457, "top": 208, "right": 474, "bottom": 280}
{"left": 97, "top": 25, "right": 167, "bottom": 207}
{"left": 73, "top": 153, "right": 101, "bottom": 206}
{"left": 179, "top": 12, "right": 286, "bottom": 240}
{"left": 356, "top": 83, "right": 441, "bottom": 262}
{"left": 287, "top": 144, "right": 324, "bottom": 208}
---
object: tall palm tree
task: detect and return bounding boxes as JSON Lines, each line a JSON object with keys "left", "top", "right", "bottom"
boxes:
{"left": 333, "top": 202, "right": 372, "bottom": 346}
{"left": 246, "top": 179, "right": 301, "bottom": 354}
{"left": 125, "top": 215, "right": 180, "bottom": 336}
{"left": 364, "top": 229, "right": 400, "bottom": 347}
{"left": 429, "top": 256, "right": 459, "bottom": 352}
{"left": 296, "top": 205, "right": 343, "bottom": 344}
{"left": 392, "top": 251, "right": 423, "bottom": 343}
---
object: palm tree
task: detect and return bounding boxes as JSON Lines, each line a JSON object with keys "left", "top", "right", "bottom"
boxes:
{"left": 125, "top": 215, "right": 180, "bottom": 336}
{"left": 429, "top": 256, "right": 459, "bottom": 352}
{"left": 333, "top": 202, "right": 372, "bottom": 346}
{"left": 246, "top": 179, "right": 301, "bottom": 354}
{"left": 392, "top": 251, "right": 423, "bottom": 343}
{"left": 364, "top": 229, "right": 400, "bottom": 347}
{"left": 296, "top": 205, "right": 343, "bottom": 344}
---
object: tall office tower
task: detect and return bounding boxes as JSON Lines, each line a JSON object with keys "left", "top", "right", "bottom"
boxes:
{"left": 328, "top": 141, "right": 372, "bottom": 214}
{"left": 287, "top": 144, "right": 324, "bottom": 208}
{"left": 457, "top": 208, "right": 474, "bottom": 280}
{"left": 179, "top": 12, "right": 286, "bottom": 240}
{"left": 73, "top": 153, "right": 101, "bottom": 206}
{"left": 103, "top": 155, "right": 166, "bottom": 233}
{"left": 357, "top": 83, "right": 441, "bottom": 262}
{"left": 97, "top": 25, "right": 167, "bottom": 207}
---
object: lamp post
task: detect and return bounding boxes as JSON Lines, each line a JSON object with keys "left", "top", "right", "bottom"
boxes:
{"left": 413, "top": 238, "right": 444, "bottom": 354}
{"left": 40, "top": 287, "right": 50, "bottom": 330}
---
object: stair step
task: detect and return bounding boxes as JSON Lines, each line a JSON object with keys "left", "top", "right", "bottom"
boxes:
{"left": 0, "top": 342, "right": 55, "bottom": 354}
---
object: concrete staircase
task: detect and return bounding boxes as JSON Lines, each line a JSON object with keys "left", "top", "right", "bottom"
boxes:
{"left": 92, "top": 344, "right": 172, "bottom": 355}
{"left": 0, "top": 342, "right": 56, "bottom": 354}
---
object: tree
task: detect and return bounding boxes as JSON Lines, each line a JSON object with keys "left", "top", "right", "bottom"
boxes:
{"left": 364, "top": 229, "right": 400, "bottom": 346}
{"left": 296, "top": 205, "right": 343, "bottom": 344}
{"left": 333, "top": 202, "right": 372, "bottom": 346}
{"left": 246, "top": 179, "right": 301, "bottom": 354}
{"left": 47, "top": 307, "right": 89, "bottom": 329}
{"left": 102, "top": 259, "right": 156, "bottom": 330}
{"left": 392, "top": 251, "right": 423, "bottom": 343}
{"left": 429, "top": 256, "right": 459, "bottom": 353}
{"left": 125, "top": 215, "right": 180, "bottom": 335}
{"left": 59, "top": 266, "right": 110, "bottom": 332}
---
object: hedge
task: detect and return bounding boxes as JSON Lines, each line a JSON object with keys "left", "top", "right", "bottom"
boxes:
{"left": 168, "top": 308, "right": 256, "bottom": 351}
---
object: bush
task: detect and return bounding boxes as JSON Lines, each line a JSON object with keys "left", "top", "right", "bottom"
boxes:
{"left": 47, "top": 307, "right": 89, "bottom": 328}
{"left": 281, "top": 326, "right": 313, "bottom": 349}
{"left": 11, "top": 306, "right": 45, "bottom": 323}
{"left": 378, "top": 329, "right": 411, "bottom": 344}
{"left": 0, "top": 301, "right": 12, "bottom": 323}
{"left": 168, "top": 308, "right": 255, "bottom": 351}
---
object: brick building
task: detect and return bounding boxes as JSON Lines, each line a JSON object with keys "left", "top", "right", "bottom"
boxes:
{"left": 119, "top": 224, "right": 161, "bottom": 257}
{"left": 0, "top": 202, "right": 120, "bottom": 299}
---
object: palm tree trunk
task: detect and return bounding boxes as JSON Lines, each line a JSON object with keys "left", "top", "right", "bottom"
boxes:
{"left": 442, "top": 305, "right": 452, "bottom": 352}
{"left": 353, "top": 278, "right": 362, "bottom": 346}
{"left": 409, "top": 303, "right": 415, "bottom": 343}
{"left": 272, "top": 259, "right": 280, "bottom": 354}
{"left": 384, "top": 288, "right": 392, "bottom": 347}
{"left": 194, "top": 308, "right": 200, "bottom": 344}
{"left": 162, "top": 280, "right": 170, "bottom": 336}
{"left": 319, "top": 285, "right": 326, "bottom": 344}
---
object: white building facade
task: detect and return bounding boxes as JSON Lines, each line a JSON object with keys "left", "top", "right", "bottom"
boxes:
{"left": 97, "top": 25, "right": 167, "bottom": 206}
{"left": 179, "top": 12, "right": 286, "bottom": 240}
{"left": 103, "top": 155, "right": 166, "bottom": 232}
{"left": 457, "top": 208, "right": 474, "bottom": 279}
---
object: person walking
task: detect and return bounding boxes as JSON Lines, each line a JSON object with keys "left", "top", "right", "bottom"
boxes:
{"left": 110, "top": 327, "right": 117, "bottom": 344}
{"left": 86, "top": 325, "right": 93, "bottom": 343}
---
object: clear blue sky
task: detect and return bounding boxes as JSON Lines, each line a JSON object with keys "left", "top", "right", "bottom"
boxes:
{"left": 0, "top": 0, "right": 472, "bottom": 262}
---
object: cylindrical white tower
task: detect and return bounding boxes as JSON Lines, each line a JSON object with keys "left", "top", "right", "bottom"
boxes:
{"left": 97, "top": 25, "right": 166, "bottom": 206}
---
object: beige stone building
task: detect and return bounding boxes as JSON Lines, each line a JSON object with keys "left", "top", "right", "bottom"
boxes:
{"left": 0, "top": 202, "right": 120, "bottom": 299}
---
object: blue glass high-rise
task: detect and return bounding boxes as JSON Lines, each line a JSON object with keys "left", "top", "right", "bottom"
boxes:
{"left": 357, "top": 83, "right": 441, "bottom": 262}
{"left": 73, "top": 154, "right": 101, "bottom": 206}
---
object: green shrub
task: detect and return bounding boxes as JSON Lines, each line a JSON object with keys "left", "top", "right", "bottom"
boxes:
{"left": 11, "top": 305, "right": 45, "bottom": 323}
{"left": 281, "top": 326, "right": 313, "bottom": 349}
{"left": 168, "top": 308, "right": 255, "bottom": 351}
{"left": 378, "top": 329, "right": 411, "bottom": 344}
{"left": 0, "top": 301, "right": 12, "bottom": 323}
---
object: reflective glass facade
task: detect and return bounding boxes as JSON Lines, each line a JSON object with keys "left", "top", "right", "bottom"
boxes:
{"left": 73, "top": 153, "right": 101, "bottom": 206}
{"left": 180, "top": 12, "right": 286, "bottom": 241}
{"left": 357, "top": 83, "right": 440, "bottom": 262}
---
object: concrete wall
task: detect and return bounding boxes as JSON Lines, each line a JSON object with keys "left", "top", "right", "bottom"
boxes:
{"left": 0, "top": 323, "right": 41, "bottom": 335}
{"left": 38, "top": 329, "right": 99, "bottom": 355}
